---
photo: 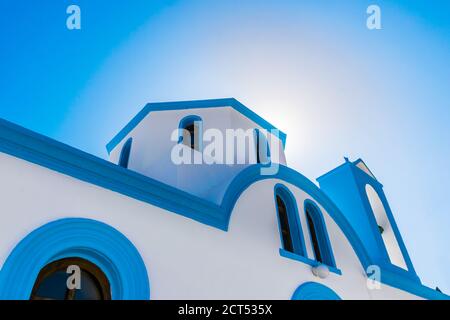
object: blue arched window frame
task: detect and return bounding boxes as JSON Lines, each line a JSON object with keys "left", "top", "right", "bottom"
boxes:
{"left": 274, "top": 184, "right": 306, "bottom": 256}
{"left": 292, "top": 282, "right": 341, "bottom": 300}
{"left": 254, "top": 128, "right": 271, "bottom": 164}
{"left": 178, "top": 115, "right": 203, "bottom": 151}
{"left": 118, "top": 137, "right": 132, "bottom": 168}
{"left": 0, "top": 218, "right": 150, "bottom": 300}
{"left": 304, "top": 199, "right": 336, "bottom": 268}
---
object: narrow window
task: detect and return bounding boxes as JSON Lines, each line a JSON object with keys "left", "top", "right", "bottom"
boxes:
{"left": 306, "top": 211, "right": 323, "bottom": 263}
{"left": 305, "top": 202, "right": 335, "bottom": 267}
{"left": 179, "top": 115, "right": 202, "bottom": 151}
{"left": 275, "top": 185, "right": 305, "bottom": 255}
{"left": 276, "top": 195, "right": 294, "bottom": 252}
{"left": 119, "top": 137, "right": 132, "bottom": 168}
{"left": 255, "top": 129, "right": 270, "bottom": 164}
{"left": 184, "top": 123, "right": 196, "bottom": 149}
{"left": 366, "top": 184, "right": 407, "bottom": 269}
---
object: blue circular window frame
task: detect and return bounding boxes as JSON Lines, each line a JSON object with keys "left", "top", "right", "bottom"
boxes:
{"left": 292, "top": 282, "right": 341, "bottom": 300}
{"left": 0, "top": 218, "right": 150, "bottom": 300}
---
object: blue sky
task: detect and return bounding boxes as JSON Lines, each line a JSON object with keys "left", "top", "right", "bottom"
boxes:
{"left": 1, "top": 1, "right": 449, "bottom": 293}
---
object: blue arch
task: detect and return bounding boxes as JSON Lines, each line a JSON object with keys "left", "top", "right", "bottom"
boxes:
{"left": 0, "top": 218, "right": 150, "bottom": 300}
{"left": 221, "top": 164, "right": 372, "bottom": 270}
{"left": 304, "top": 199, "right": 336, "bottom": 268}
{"left": 274, "top": 184, "right": 306, "bottom": 256}
{"left": 119, "top": 137, "right": 132, "bottom": 168}
{"left": 292, "top": 282, "right": 341, "bottom": 300}
{"left": 362, "top": 181, "right": 417, "bottom": 276}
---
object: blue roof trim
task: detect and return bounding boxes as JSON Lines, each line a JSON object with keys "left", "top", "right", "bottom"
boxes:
{"left": 353, "top": 158, "right": 378, "bottom": 180}
{"left": 0, "top": 117, "right": 227, "bottom": 230}
{"left": 0, "top": 118, "right": 447, "bottom": 300}
{"left": 105, "top": 98, "right": 287, "bottom": 154}
{"left": 380, "top": 268, "right": 449, "bottom": 300}
{"left": 317, "top": 160, "right": 383, "bottom": 189}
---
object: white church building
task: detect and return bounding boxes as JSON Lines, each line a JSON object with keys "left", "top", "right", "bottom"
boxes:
{"left": 0, "top": 98, "right": 447, "bottom": 300}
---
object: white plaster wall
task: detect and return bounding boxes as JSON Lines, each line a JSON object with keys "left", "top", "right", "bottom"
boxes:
{"left": 109, "top": 106, "right": 286, "bottom": 204}
{"left": 0, "top": 153, "right": 421, "bottom": 299}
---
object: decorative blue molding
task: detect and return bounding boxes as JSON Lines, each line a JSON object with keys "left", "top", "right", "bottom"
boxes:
{"left": 0, "top": 117, "right": 227, "bottom": 231}
{"left": 317, "top": 159, "right": 422, "bottom": 284}
{"left": 221, "top": 165, "right": 372, "bottom": 267}
{"left": 0, "top": 218, "right": 150, "bottom": 300}
{"left": 0, "top": 117, "right": 448, "bottom": 300}
{"left": 380, "top": 268, "right": 449, "bottom": 300}
{"left": 292, "top": 282, "right": 341, "bottom": 300}
{"left": 106, "top": 98, "right": 287, "bottom": 154}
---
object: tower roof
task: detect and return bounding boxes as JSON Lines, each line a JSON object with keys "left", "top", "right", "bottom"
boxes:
{"left": 106, "top": 98, "right": 287, "bottom": 154}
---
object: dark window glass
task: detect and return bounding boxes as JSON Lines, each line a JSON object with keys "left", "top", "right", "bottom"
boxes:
{"left": 256, "top": 132, "right": 261, "bottom": 164}
{"left": 276, "top": 195, "right": 294, "bottom": 252}
{"left": 306, "top": 210, "right": 323, "bottom": 263}
{"left": 74, "top": 272, "right": 103, "bottom": 300}
{"left": 255, "top": 130, "right": 270, "bottom": 164}
{"left": 184, "top": 123, "right": 196, "bottom": 149}
{"left": 32, "top": 270, "right": 69, "bottom": 300}
{"left": 30, "top": 258, "right": 111, "bottom": 300}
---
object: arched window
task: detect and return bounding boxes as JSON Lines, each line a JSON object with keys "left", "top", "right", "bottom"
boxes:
{"left": 274, "top": 185, "right": 305, "bottom": 256}
{"left": 304, "top": 200, "right": 336, "bottom": 267}
{"left": 119, "top": 137, "right": 132, "bottom": 168}
{"left": 30, "top": 257, "right": 111, "bottom": 300}
{"left": 254, "top": 128, "right": 270, "bottom": 164}
{"left": 365, "top": 184, "right": 407, "bottom": 269}
{"left": 179, "top": 115, "right": 202, "bottom": 151}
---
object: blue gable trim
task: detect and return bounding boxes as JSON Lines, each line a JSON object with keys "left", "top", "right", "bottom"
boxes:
{"left": 0, "top": 118, "right": 447, "bottom": 300}
{"left": 105, "top": 98, "right": 287, "bottom": 154}
{"left": 0, "top": 117, "right": 227, "bottom": 230}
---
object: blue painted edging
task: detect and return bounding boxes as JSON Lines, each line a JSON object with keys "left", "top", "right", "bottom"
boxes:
{"left": 0, "top": 117, "right": 448, "bottom": 300}
{"left": 106, "top": 98, "right": 287, "bottom": 154}
{"left": 0, "top": 117, "right": 228, "bottom": 231}
{"left": 292, "top": 282, "right": 341, "bottom": 300}
{"left": 0, "top": 218, "right": 150, "bottom": 300}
